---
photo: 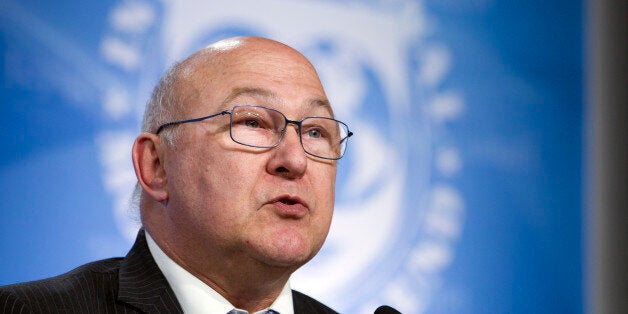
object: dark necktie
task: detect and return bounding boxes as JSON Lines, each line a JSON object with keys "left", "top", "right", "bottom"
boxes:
{"left": 227, "top": 309, "right": 279, "bottom": 314}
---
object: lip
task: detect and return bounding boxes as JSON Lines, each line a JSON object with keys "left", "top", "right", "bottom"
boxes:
{"left": 267, "top": 194, "right": 309, "bottom": 218}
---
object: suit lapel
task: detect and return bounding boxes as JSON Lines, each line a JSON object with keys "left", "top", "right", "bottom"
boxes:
{"left": 117, "top": 229, "right": 183, "bottom": 313}
{"left": 292, "top": 290, "right": 338, "bottom": 313}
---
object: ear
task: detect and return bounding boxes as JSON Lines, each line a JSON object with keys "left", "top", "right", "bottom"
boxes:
{"left": 132, "top": 133, "right": 169, "bottom": 203}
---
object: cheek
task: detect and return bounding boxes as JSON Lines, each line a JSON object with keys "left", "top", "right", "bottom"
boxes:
{"left": 167, "top": 144, "right": 250, "bottom": 212}
{"left": 174, "top": 158, "right": 259, "bottom": 241}
{"left": 311, "top": 165, "right": 337, "bottom": 230}
{"left": 314, "top": 165, "right": 337, "bottom": 203}
{"left": 198, "top": 152, "right": 267, "bottom": 215}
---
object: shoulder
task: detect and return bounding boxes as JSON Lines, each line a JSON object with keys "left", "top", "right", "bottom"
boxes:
{"left": 292, "top": 290, "right": 338, "bottom": 314}
{"left": 0, "top": 258, "right": 123, "bottom": 313}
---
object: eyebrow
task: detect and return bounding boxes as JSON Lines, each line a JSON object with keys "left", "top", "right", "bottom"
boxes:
{"left": 222, "top": 86, "right": 334, "bottom": 117}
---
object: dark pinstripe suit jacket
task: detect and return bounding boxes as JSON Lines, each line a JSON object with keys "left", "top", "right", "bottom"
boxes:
{"left": 0, "top": 230, "right": 337, "bottom": 314}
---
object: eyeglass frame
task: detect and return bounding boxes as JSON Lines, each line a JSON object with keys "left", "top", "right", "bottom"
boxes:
{"left": 154, "top": 105, "right": 353, "bottom": 160}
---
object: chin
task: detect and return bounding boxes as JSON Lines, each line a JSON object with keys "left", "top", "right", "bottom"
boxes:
{"left": 264, "top": 254, "right": 312, "bottom": 269}
{"left": 252, "top": 235, "right": 320, "bottom": 268}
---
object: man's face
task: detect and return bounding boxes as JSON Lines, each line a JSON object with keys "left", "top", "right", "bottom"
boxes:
{"left": 162, "top": 40, "right": 336, "bottom": 270}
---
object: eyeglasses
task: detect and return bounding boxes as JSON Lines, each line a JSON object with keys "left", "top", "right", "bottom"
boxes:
{"left": 155, "top": 105, "right": 353, "bottom": 160}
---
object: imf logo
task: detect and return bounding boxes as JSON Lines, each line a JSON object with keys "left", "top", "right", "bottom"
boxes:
{"left": 97, "top": 1, "right": 465, "bottom": 313}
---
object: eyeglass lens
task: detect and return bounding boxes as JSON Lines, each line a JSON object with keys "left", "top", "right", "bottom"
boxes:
{"left": 230, "top": 106, "right": 349, "bottom": 159}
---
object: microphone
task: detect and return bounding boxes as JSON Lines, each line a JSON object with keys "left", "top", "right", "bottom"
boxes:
{"left": 374, "top": 305, "right": 402, "bottom": 314}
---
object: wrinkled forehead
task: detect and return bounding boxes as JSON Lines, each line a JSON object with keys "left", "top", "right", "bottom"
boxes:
{"left": 222, "top": 86, "right": 334, "bottom": 118}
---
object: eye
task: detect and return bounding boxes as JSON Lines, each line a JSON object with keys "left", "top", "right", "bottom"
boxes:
{"left": 244, "top": 119, "right": 260, "bottom": 128}
{"left": 307, "top": 128, "right": 322, "bottom": 138}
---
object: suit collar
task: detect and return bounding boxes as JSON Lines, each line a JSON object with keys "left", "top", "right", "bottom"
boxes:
{"left": 118, "top": 229, "right": 183, "bottom": 313}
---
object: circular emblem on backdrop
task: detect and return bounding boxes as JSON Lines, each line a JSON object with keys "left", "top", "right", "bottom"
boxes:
{"left": 97, "top": 1, "right": 465, "bottom": 313}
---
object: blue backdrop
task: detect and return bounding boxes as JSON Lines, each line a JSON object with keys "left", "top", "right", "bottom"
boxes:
{"left": 1, "top": 1, "right": 583, "bottom": 313}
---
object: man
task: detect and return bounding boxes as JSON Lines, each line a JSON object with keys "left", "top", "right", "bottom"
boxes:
{"left": 0, "top": 36, "right": 352, "bottom": 313}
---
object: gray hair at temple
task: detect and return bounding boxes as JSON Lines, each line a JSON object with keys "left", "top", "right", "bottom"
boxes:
{"left": 141, "top": 61, "right": 183, "bottom": 145}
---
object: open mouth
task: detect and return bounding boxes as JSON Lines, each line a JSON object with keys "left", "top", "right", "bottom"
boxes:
{"left": 278, "top": 198, "right": 298, "bottom": 205}
{"left": 269, "top": 195, "right": 308, "bottom": 218}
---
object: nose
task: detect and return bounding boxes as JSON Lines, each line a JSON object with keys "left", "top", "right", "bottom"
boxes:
{"left": 266, "top": 125, "right": 307, "bottom": 179}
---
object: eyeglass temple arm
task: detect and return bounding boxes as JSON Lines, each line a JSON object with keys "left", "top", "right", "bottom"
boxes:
{"left": 155, "top": 111, "right": 230, "bottom": 134}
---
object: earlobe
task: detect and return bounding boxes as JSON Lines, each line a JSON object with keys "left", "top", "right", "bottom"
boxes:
{"left": 132, "top": 133, "right": 169, "bottom": 203}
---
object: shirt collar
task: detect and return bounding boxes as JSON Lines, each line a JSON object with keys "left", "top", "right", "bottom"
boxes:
{"left": 145, "top": 231, "right": 294, "bottom": 314}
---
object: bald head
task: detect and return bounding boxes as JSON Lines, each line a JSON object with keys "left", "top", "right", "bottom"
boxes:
{"left": 141, "top": 37, "right": 327, "bottom": 139}
{"left": 187, "top": 36, "right": 317, "bottom": 72}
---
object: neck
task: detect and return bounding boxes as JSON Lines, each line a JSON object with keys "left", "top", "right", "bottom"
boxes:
{"left": 146, "top": 224, "right": 294, "bottom": 312}
{"left": 190, "top": 258, "right": 292, "bottom": 312}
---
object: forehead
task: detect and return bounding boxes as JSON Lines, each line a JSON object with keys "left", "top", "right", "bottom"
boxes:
{"left": 222, "top": 87, "right": 334, "bottom": 117}
{"left": 181, "top": 42, "right": 331, "bottom": 116}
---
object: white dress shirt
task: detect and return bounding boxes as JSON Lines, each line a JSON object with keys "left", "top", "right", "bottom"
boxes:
{"left": 146, "top": 232, "right": 294, "bottom": 314}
